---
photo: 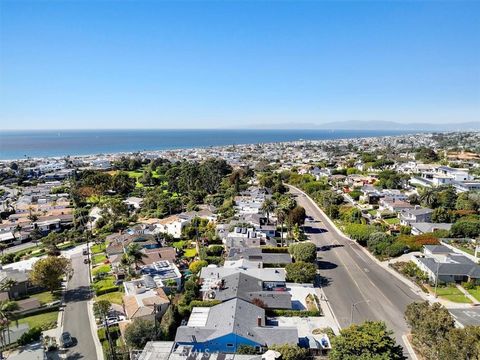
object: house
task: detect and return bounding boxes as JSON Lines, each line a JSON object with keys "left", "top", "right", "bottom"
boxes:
{"left": 399, "top": 207, "right": 433, "bottom": 226}
{"left": 157, "top": 215, "right": 190, "bottom": 239}
{"left": 105, "top": 233, "right": 159, "bottom": 256}
{"left": 140, "top": 260, "right": 183, "bottom": 289}
{"left": 142, "top": 247, "right": 177, "bottom": 265}
{"left": 0, "top": 268, "right": 31, "bottom": 299}
{"left": 201, "top": 272, "right": 291, "bottom": 309}
{"left": 410, "top": 222, "right": 452, "bottom": 235}
{"left": 138, "top": 341, "right": 278, "bottom": 360}
{"left": 200, "top": 266, "right": 286, "bottom": 290}
{"left": 124, "top": 197, "right": 144, "bottom": 211}
{"left": 413, "top": 245, "right": 480, "bottom": 284}
{"left": 123, "top": 276, "right": 170, "bottom": 320}
{"left": 174, "top": 298, "right": 298, "bottom": 353}
{"left": 379, "top": 199, "right": 414, "bottom": 213}
{"left": 227, "top": 247, "right": 292, "bottom": 266}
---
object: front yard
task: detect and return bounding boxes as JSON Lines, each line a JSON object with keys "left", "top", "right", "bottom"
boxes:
{"left": 467, "top": 286, "right": 480, "bottom": 302}
{"left": 434, "top": 286, "right": 472, "bottom": 304}
{"left": 30, "top": 291, "right": 61, "bottom": 305}
{"left": 96, "top": 291, "right": 124, "bottom": 305}
{"left": 17, "top": 310, "right": 59, "bottom": 331}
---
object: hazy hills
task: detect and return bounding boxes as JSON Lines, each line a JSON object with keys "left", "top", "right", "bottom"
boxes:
{"left": 247, "top": 121, "right": 480, "bottom": 131}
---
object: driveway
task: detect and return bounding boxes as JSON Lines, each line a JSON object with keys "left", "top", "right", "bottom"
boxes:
{"left": 62, "top": 253, "right": 97, "bottom": 360}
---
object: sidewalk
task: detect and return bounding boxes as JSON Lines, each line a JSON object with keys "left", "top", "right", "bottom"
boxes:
{"left": 456, "top": 284, "right": 480, "bottom": 305}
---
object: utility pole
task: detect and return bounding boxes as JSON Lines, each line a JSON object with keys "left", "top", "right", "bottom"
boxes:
{"left": 434, "top": 261, "right": 440, "bottom": 298}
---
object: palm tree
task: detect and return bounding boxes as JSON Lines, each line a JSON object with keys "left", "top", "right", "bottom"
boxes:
{"left": 276, "top": 208, "right": 287, "bottom": 247}
{"left": 0, "top": 300, "right": 19, "bottom": 346}
{"left": 0, "top": 244, "right": 6, "bottom": 256}
{"left": 261, "top": 198, "right": 275, "bottom": 225}
{"left": 420, "top": 188, "right": 438, "bottom": 208}
{"left": 125, "top": 243, "right": 147, "bottom": 269}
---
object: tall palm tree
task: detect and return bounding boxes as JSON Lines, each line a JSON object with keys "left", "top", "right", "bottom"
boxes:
{"left": 420, "top": 188, "right": 439, "bottom": 208}
{"left": 125, "top": 243, "right": 147, "bottom": 269}
{"left": 276, "top": 208, "right": 287, "bottom": 247}
{"left": 0, "top": 300, "right": 19, "bottom": 346}
{"left": 261, "top": 198, "right": 275, "bottom": 225}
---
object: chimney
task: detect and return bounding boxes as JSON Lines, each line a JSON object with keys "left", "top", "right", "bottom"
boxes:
{"left": 257, "top": 316, "right": 262, "bottom": 327}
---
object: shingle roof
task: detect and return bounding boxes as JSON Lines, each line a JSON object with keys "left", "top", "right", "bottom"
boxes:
{"left": 175, "top": 298, "right": 297, "bottom": 347}
{"left": 209, "top": 273, "right": 291, "bottom": 309}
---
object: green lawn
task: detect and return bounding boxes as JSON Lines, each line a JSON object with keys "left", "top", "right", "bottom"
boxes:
{"left": 96, "top": 291, "right": 124, "bottom": 305}
{"left": 30, "top": 291, "right": 60, "bottom": 305}
{"left": 92, "top": 264, "right": 111, "bottom": 275}
{"left": 17, "top": 310, "right": 59, "bottom": 331}
{"left": 184, "top": 248, "right": 197, "bottom": 258}
{"left": 384, "top": 218, "right": 400, "bottom": 225}
{"left": 453, "top": 244, "right": 475, "bottom": 256}
{"left": 91, "top": 242, "right": 106, "bottom": 254}
{"left": 467, "top": 286, "right": 480, "bottom": 302}
{"left": 93, "top": 276, "right": 115, "bottom": 291}
{"left": 172, "top": 240, "right": 187, "bottom": 250}
{"left": 436, "top": 286, "right": 472, "bottom": 303}
{"left": 93, "top": 254, "right": 107, "bottom": 265}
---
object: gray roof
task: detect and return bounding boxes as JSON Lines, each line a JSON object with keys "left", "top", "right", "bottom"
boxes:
{"left": 209, "top": 273, "right": 291, "bottom": 309}
{"left": 227, "top": 248, "right": 292, "bottom": 265}
{"left": 403, "top": 207, "right": 433, "bottom": 216}
{"left": 418, "top": 257, "right": 480, "bottom": 279}
{"left": 200, "top": 266, "right": 286, "bottom": 284}
{"left": 412, "top": 223, "right": 452, "bottom": 234}
{"left": 175, "top": 298, "right": 297, "bottom": 347}
{"left": 424, "top": 245, "right": 454, "bottom": 254}
{"left": 0, "top": 269, "right": 29, "bottom": 283}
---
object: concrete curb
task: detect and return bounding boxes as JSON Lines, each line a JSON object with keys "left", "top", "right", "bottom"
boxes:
{"left": 402, "top": 335, "right": 419, "bottom": 360}
{"left": 87, "top": 300, "right": 105, "bottom": 360}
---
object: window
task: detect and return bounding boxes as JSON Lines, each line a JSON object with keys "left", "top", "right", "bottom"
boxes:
{"left": 226, "top": 343, "right": 234, "bottom": 348}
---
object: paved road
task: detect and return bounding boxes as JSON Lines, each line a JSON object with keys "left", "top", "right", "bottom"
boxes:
{"left": 289, "top": 186, "right": 421, "bottom": 356}
{"left": 450, "top": 307, "right": 480, "bottom": 326}
{"left": 63, "top": 253, "right": 97, "bottom": 360}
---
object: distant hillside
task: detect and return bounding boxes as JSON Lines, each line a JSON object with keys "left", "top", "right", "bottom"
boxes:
{"left": 247, "top": 121, "right": 480, "bottom": 131}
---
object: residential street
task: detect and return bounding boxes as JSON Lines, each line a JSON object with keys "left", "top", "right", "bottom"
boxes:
{"left": 288, "top": 186, "right": 422, "bottom": 357}
{"left": 62, "top": 253, "right": 98, "bottom": 360}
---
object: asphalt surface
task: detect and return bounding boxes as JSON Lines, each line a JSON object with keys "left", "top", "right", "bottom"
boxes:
{"left": 62, "top": 253, "right": 97, "bottom": 360}
{"left": 289, "top": 186, "right": 422, "bottom": 356}
{"left": 449, "top": 308, "right": 480, "bottom": 326}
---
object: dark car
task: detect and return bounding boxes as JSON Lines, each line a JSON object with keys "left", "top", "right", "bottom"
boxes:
{"left": 60, "top": 332, "right": 74, "bottom": 348}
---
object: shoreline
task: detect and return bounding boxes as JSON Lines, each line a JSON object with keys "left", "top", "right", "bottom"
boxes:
{"left": 0, "top": 130, "right": 427, "bottom": 162}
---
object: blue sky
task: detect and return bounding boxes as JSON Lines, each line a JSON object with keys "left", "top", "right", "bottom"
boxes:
{"left": 0, "top": 1, "right": 479, "bottom": 129}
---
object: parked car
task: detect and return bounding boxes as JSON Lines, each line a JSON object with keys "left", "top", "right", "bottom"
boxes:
{"left": 82, "top": 249, "right": 89, "bottom": 256}
{"left": 60, "top": 332, "right": 74, "bottom": 348}
{"left": 83, "top": 258, "right": 90, "bottom": 264}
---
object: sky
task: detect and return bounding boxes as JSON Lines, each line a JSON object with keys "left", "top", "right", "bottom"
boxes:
{"left": 0, "top": 0, "right": 479, "bottom": 130}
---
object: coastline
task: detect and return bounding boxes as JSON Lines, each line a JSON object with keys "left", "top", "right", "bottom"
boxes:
{"left": 0, "top": 129, "right": 420, "bottom": 161}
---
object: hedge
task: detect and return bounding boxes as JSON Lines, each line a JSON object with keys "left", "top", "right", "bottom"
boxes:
{"left": 267, "top": 309, "right": 323, "bottom": 317}
{"left": 189, "top": 300, "right": 221, "bottom": 308}
{"left": 261, "top": 247, "right": 289, "bottom": 253}
{"left": 95, "top": 286, "right": 119, "bottom": 296}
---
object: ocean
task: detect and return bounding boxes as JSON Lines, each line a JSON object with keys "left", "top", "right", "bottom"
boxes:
{"left": 0, "top": 129, "right": 412, "bottom": 160}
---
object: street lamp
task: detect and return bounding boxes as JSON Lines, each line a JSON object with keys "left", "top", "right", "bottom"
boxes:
{"left": 350, "top": 300, "right": 370, "bottom": 325}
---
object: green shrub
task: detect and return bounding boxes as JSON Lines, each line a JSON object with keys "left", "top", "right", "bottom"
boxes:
{"left": 288, "top": 242, "right": 316, "bottom": 263}
{"left": 18, "top": 327, "right": 42, "bottom": 346}
{"left": 95, "top": 286, "right": 119, "bottom": 296}
{"left": 267, "top": 309, "right": 323, "bottom": 317}
{"left": 206, "top": 245, "right": 223, "bottom": 256}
